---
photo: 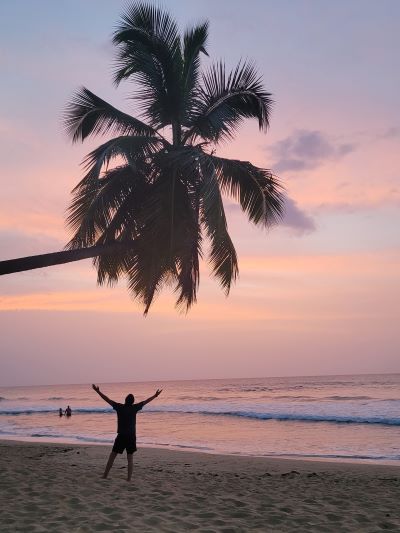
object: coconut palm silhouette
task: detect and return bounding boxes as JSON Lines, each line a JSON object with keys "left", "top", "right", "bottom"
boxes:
{"left": 0, "top": 2, "right": 284, "bottom": 313}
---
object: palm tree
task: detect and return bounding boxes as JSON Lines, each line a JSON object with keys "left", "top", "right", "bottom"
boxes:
{"left": 0, "top": 2, "right": 284, "bottom": 313}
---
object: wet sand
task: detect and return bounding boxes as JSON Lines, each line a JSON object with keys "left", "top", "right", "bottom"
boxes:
{"left": 0, "top": 440, "right": 399, "bottom": 532}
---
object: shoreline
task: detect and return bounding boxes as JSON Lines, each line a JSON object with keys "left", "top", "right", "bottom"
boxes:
{"left": 2, "top": 437, "right": 400, "bottom": 471}
{"left": 1, "top": 435, "right": 400, "bottom": 467}
{"left": 1, "top": 440, "right": 400, "bottom": 531}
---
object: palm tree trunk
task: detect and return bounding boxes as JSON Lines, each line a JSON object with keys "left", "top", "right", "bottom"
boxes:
{"left": 0, "top": 242, "right": 134, "bottom": 276}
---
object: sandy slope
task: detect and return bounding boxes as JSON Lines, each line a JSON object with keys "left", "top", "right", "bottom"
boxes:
{"left": 0, "top": 440, "right": 399, "bottom": 532}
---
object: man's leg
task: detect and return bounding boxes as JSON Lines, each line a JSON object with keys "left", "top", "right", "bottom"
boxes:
{"left": 102, "top": 451, "right": 118, "bottom": 479}
{"left": 127, "top": 453, "right": 133, "bottom": 481}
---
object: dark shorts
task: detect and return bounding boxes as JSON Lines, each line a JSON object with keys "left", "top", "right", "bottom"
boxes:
{"left": 112, "top": 434, "right": 137, "bottom": 454}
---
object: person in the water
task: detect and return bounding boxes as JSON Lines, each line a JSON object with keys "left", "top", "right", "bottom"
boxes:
{"left": 92, "top": 384, "right": 162, "bottom": 481}
{"left": 65, "top": 406, "right": 72, "bottom": 417}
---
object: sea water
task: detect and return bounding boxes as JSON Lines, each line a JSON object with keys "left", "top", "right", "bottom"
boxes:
{"left": 1, "top": 374, "right": 400, "bottom": 463}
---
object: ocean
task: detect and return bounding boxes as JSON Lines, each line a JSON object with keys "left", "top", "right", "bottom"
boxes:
{"left": 1, "top": 374, "right": 400, "bottom": 463}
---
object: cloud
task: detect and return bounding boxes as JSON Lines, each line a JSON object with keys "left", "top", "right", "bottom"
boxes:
{"left": 280, "top": 196, "right": 316, "bottom": 235}
{"left": 268, "top": 130, "right": 356, "bottom": 173}
{"left": 225, "top": 196, "right": 315, "bottom": 236}
{"left": 380, "top": 127, "right": 400, "bottom": 139}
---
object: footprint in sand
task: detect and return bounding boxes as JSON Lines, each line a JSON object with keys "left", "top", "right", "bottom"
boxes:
{"left": 281, "top": 470, "right": 300, "bottom": 478}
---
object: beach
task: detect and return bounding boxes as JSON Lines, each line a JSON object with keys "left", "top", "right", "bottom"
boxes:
{"left": 1, "top": 440, "right": 399, "bottom": 532}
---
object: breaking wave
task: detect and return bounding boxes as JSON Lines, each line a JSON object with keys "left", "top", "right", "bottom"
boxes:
{"left": 1, "top": 405, "right": 400, "bottom": 426}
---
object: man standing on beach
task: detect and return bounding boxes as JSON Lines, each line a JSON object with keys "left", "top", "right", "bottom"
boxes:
{"left": 92, "top": 384, "right": 162, "bottom": 481}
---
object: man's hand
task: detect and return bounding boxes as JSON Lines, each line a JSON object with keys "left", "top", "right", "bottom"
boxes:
{"left": 92, "top": 385, "right": 115, "bottom": 406}
{"left": 142, "top": 389, "right": 163, "bottom": 406}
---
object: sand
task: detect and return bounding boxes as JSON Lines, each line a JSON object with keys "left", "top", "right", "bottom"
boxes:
{"left": 0, "top": 440, "right": 399, "bottom": 532}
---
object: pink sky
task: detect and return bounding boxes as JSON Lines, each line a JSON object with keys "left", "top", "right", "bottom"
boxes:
{"left": 0, "top": 1, "right": 399, "bottom": 385}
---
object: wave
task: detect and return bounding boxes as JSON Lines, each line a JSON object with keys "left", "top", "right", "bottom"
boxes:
{"left": 0, "top": 397, "right": 29, "bottom": 401}
{"left": 267, "top": 395, "right": 376, "bottom": 402}
{"left": 45, "top": 397, "right": 64, "bottom": 401}
{"left": 1, "top": 405, "right": 400, "bottom": 426}
{"left": 42, "top": 397, "right": 89, "bottom": 401}
{"left": 262, "top": 452, "right": 400, "bottom": 461}
{"left": 218, "top": 386, "right": 305, "bottom": 393}
{"left": 324, "top": 395, "right": 374, "bottom": 401}
{"left": 0, "top": 396, "right": 90, "bottom": 402}
{"left": 380, "top": 398, "right": 400, "bottom": 402}
{"left": 178, "top": 396, "right": 222, "bottom": 401}
{"left": 139, "top": 440, "right": 213, "bottom": 451}
{"left": 182, "top": 410, "right": 400, "bottom": 426}
{"left": 0, "top": 407, "right": 113, "bottom": 415}
{"left": 0, "top": 429, "right": 211, "bottom": 450}
{"left": 178, "top": 394, "right": 387, "bottom": 403}
{"left": 30, "top": 433, "right": 112, "bottom": 444}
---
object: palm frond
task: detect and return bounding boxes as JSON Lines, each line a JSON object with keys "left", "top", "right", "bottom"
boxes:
{"left": 126, "top": 174, "right": 178, "bottom": 313}
{"left": 64, "top": 87, "right": 157, "bottom": 143}
{"left": 82, "top": 135, "right": 164, "bottom": 176}
{"left": 67, "top": 135, "right": 162, "bottom": 249}
{"left": 113, "top": 2, "right": 183, "bottom": 128}
{"left": 125, "top": 158, "right": 203, "bottom": 313}
{"left": 200, "top": 164, "right": 238, "bottom": 293}
{"left": 94, "top": 246, "right": 135, "bottom": 287}
{"left": 206, "top": 154, "right": 284, "bottom": 227}
{"left": 185, "top": 60, "right": 273, "bottom": 143}
{"left": 181, "top": 22, "right": 209, "bottom": 124}
{"left": 174, "top": 226, "right": 202, "bottom": 311}
{"left": 113, "top": 2, "right": 181, "bottom": 77}
{"left": 127, "top": 244, "right": 172, "bottom": 315}
{"left": 66, "top": 164, "right": 146, "bottom": 249}
{"left": 173, "top": 179, "right": 202, "bottom": 311}
{"left": 94, "top": 174, "right": 154, "bottom": 288}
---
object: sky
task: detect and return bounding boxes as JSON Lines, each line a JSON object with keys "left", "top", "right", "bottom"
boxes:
{"left": 0, "top": 0, "right": 399, "bottom": 386}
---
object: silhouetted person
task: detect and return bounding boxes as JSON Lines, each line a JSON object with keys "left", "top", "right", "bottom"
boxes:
{"left": 59, "top": 408, "right": 63, "bottom": 417}
{"left": 65, "top": 405, "right": 72, "bottom": 417}
{"left": 92, "top": 384, "right": 162, "bottom": 481}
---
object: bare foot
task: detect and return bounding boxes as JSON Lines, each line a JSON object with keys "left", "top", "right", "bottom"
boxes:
{"left": 101, "top": 474, "right": 108, "bottom": 479}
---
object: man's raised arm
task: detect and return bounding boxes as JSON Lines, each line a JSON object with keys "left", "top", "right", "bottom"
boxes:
{"left": 92, "top": 384, "right": 116, "bottom": 407}
{"left": 142, "top": 389, "right": 163, "bottom": 406}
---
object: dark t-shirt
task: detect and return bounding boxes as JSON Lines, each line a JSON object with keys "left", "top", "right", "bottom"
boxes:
{"left": 112, "top": 402, "right": 144, "bottom": 436}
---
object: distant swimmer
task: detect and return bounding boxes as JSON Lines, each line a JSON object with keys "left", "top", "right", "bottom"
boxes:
{"left": 92, "top": 384, "right": 162, "bottom": 481}
{"left": 65, "top": 406, "right": 72, "bottom": 417}
{"left": 59, "top": 408, "right": 63, "bottom": 417}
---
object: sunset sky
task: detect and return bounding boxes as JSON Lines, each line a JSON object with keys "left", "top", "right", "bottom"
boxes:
{"left": 1, "top": 0, "right": 399, "bottom": 386}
